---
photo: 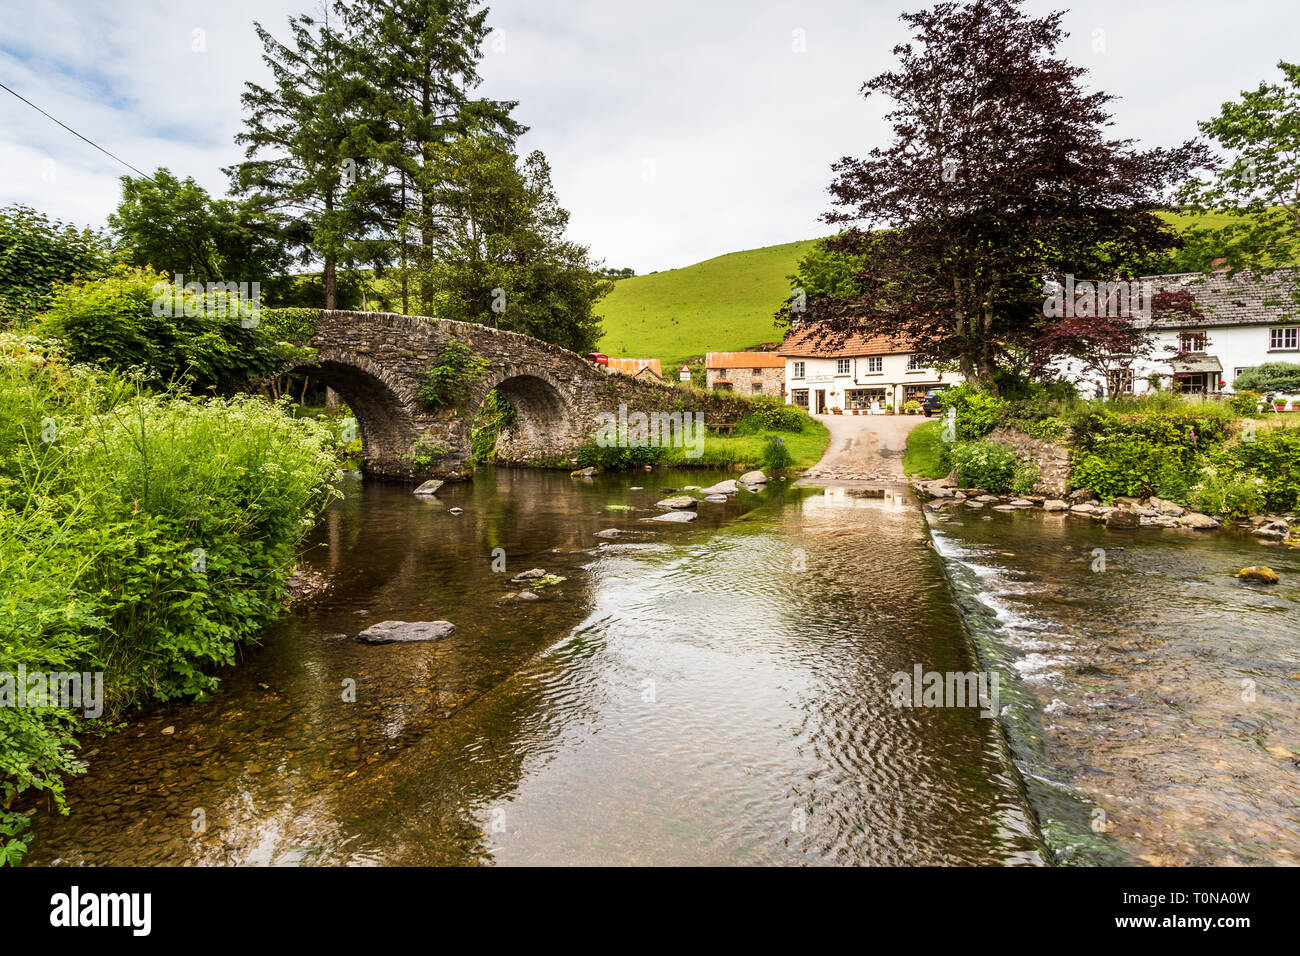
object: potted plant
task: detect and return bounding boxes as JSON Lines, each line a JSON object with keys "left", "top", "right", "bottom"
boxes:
{"left": 1275, "top": 397, "right": 1288, "bottom": 412}
{"left": 831, "top": 406, "right": 843, "bottom": 415}
{"left": 903, "top": 399, "right": 922, "bottom": 415}
{"left": 885, "top": 403, "right": 895, "bottom": 415}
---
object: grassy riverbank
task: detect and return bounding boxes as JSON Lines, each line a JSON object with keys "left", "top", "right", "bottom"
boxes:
{"left": 571, "top": 396, "right": 829, "bottom": 473}
{"left": 904, "top": 385, "right": 1300, "bottom": 521}
{"left": 0, "top": 334, "right": 340, "bottom": 864}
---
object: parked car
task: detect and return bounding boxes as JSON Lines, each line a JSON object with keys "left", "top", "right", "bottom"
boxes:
{"left": 921, "top": 388, "right": 947, "bottom": 417}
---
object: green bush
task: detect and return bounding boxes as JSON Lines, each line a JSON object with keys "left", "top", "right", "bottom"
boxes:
{"left": 34, "top": 267, "right": 314, "bottom": 392}
{"left": 1071, "top": 435, "right": 1174, "bottom": 500}
{"left": 575, "top": 441, "right": 665, "bottom": 470}
{"left": 938, "top": 384, "right": 1008, "bottom": 440}
{"left": 418, "top": 341, "right": 489, "bottom": 409}
{"left": 1229, "top": 390, "right": 1264, "bottom": 416}
{"left": 950, "top": 440, "right": 1017, "bottom": 492}
{"left": 737, "top": 395, "right": 806, "bottom": 432}
{"left": 1233, "top": 362, "right": 1300, "bottom": 394}
{"left": 0, "top": 334, "right": 339, "bottom": 864}
{"left": 1234, "top": 427, "right": 1300, "bottom": 512}
{"left": 760, "top": 436, "right": 793, "bottom": 472}
{"left": 0, "top": 204, "right": 110, "bottom": 325}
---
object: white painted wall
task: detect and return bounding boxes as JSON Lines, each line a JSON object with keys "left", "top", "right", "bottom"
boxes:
{"left": 783, "top": 353, "right": 964, "bottom": 412}
{"left": 1051, "top": 323, "right": 1300, "bottom": 397}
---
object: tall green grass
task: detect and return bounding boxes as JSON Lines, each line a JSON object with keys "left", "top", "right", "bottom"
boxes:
{"left": 0, "top": 333, "right": 340, "bottom": 864}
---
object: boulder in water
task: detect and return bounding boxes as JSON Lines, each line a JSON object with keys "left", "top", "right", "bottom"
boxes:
{"left": 357, "top": 620, "right": 456, "bottom": 644}
{"left": 1236, "top": 566, "right": 1279, "bottom": 583}
{"left": 413, "top": 479, "right": 444, "bottom": 496}
{"left": 655, "top": 496, "right": 698, "bottom": 510}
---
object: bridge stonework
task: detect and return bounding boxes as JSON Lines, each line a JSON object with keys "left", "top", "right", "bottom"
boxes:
{"left": 295, "top": 310, "right": 747, "bottom": 481}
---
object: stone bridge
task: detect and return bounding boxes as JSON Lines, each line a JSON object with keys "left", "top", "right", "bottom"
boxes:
{"left": 278, "top": 310, "right": 747, "bottom": 480}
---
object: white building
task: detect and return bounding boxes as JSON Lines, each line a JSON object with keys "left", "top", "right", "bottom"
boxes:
{"left": 778, "top": 329, "right": 964, "bottom": 413}
{"left": 1050, "top": 267, "right": 1300, "bottom": 396}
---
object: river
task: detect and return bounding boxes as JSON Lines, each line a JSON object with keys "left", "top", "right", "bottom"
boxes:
{"left": 27, "top": 468, "right": 1042, "bottom": 866}
{"left": 24, "top": 469, "right": 1299, "bottom": 866}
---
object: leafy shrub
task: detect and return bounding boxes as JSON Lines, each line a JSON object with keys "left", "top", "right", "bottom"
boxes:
{"left": 1186, "top": 465, "right": 1267, "bottom": 518}
{"left": 0, "top": 335, "right": 339, "bottom": 864}
{"left": 761, "top": 436, "right": 793, "bottom": 472}
{"left": 903, "top": 400, "right": 922, "bottom": 413}
{"left": 1071, "top": 435, "right": 1174, "bottom": 500}
{"left": 738, "top": 395, "right": 806, "bottom": 432}
{"left": 575, "top": 441, "right": 665, "bottom": 470}
{"left": 950, "top": 440, "right": 1017, "bottom": 492}
{"left": 0, "top": 204, "right": 110, "bottom": 325}
{"left": 34, "top": 267, "right": 314, "bottom": 392}
{"left": 1012, "top": 459, "right": 1040, "bottom": 496}
{"left": 1229, "top": 390, "right": 1264, "bottom": 416}
{"left": 418, "top": 341, "right": 489, "bottom": 408}
{"left": 937, "top": 384, "right": 1008, "bottom": 440}
{"left": 469, "top": 389, "right": 516, "bottom": 465}
{"left": 1234, "top": 426, "right": 1300, "bottom": 512}
{"left": 1232, "top": 362, "right": 1300, "bottom": 394}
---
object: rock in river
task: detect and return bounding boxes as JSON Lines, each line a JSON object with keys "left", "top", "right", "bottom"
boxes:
{"left": 357, "top": 620, "right": 456, "bottom": 644}
{"left": 701, "top": 479, "right": 739, "bottom": 495}
{"left": 1236, "top": 566, "right": 1279, "bottom": 583}
{"left": 413, "top": 479, "right": 444, "bottom": 496}
{"left": 655, "top": 495, "right": 698, "bottom": 510}
{"left": 1105, "top": 508, "right": 1141, "bottom": 528}
{"left": 511, "top": 568, "right": 548, "bottom": 581}
{"left": 595, "top": 528, "right": 624, "bottom": 538}
{"left": 646, "top": 510, "right": 698, "bottom": 523}
{"left": 739, "top": 470, "right": 767, "bottom": 485}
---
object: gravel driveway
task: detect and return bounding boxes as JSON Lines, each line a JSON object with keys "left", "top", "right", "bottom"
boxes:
{"left": 801, "top": 412, "right": 929, "bottom": 483}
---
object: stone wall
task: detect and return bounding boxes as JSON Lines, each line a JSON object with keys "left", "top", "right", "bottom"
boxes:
{"left": 987, "top": 426, "right": 1072, "bottom": 497}
{"left": 291, "top": 311, "right": 750, "bottom": 480}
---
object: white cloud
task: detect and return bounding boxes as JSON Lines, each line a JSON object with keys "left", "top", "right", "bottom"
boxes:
{"left": 2, "top": 0, "right": 1298, "bottom": 272}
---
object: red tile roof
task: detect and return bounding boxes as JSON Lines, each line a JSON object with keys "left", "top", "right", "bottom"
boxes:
{"left": 705, "top": 351, "right": 784, "bottom": 369}
{"left": 778, "top": 325, "right": 914, "bottom": 358}
{"left": 607, "top": 357, "right": 662, "bottom": 378}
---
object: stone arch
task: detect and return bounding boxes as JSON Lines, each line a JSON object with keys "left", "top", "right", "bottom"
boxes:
{"left": 471, "top": 369, "right": 579, "bottom": 464}
{"left": 286, "top": 349, "right": 421, "bottom": 476}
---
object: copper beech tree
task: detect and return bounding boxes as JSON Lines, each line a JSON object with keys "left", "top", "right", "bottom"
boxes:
{"left": 783, "top": 0, "right": 1208, "bottom": 392}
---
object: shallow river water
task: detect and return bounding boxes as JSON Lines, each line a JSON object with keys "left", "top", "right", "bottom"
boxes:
{"left": 28, "top": 469, "right": 1044, "bottom": 866}
{"left": 26, "top": 470, "right": 1299, "bottom": 866}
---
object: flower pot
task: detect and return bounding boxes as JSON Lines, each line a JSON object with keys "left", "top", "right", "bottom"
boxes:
{"left": 1275, "top": 403, "right": 1287, "bottom": 412}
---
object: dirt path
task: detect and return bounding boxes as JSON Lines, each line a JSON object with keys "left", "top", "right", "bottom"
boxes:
{"left": 801, "top": 413, "right": 928, "bottom": 483}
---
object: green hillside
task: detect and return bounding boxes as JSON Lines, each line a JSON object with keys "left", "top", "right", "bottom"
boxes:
{"left": 595, "top": 238, "right": 821, "bottom": 369}
{"left": 596, "top": 210, "right": 1288, "bottom": 369}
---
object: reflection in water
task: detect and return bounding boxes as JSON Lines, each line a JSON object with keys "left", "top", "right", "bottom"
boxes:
{"left": 930, "top": 509, "right": 1300, "bottom": 866}
{"left": 28, "top": 470, "right": 1042, "bottom": 866}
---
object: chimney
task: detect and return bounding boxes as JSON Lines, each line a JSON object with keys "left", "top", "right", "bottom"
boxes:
{"left": 1211, "top": 256, "right": 1229, "bottom": 272}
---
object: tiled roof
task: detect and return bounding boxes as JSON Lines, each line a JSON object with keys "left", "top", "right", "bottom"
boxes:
{"left": 778, "top": 325, "right": 914, "bottom": 358}
{"left": 1146, "top": 267, "right": 1299, "bottom": 328}
{"left": 607, "top": 357, "right": 662, "bottom": 377}
{"left": 705, "top": 351, "right": 784, "bottom": 369}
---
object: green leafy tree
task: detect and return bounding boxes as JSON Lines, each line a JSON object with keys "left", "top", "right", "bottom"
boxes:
{"left": 229, "top": 9, "right": 389, "bottom": 308}
{"left": 1175, "top": 61, "right": 1300, "bottom": 284}
{"left": 420, "top": 131, "right": 609, "bottom": 352}
{"left": 344, "top": 0, "right": 522, "bottom": 315}
{"left": 109, "top": 168, "right": 290, "bottom": 286}
{"left": 0, "top": 205, "right": 109, "bottom": 324}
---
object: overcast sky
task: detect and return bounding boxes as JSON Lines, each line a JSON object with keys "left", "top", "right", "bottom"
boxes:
{"left": 2, "top": 0, "right": 1296, "bottom": 273}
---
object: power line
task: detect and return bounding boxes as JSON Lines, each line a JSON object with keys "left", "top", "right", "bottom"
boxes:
{"left": 0, "top": 80, "right": 156, "bottom": 182}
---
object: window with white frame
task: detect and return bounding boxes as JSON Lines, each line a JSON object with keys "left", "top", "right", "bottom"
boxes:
{"left": 836, "top": 358, "right": 851, "bottom": 375}
{"left": 866, "top": 356, "right": 883, "bottom": 373}
{"left": 1180, "top": 332, "right": 1207, "bottom": 352}
{"left": 907, "top": 355, "right": 924, "bottom": 371}
{"left": 792, "top": 361, "right": 805, "bottom": 379}
{"left": 1270, "top": 327, "right": 1298, "bottom": 350}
